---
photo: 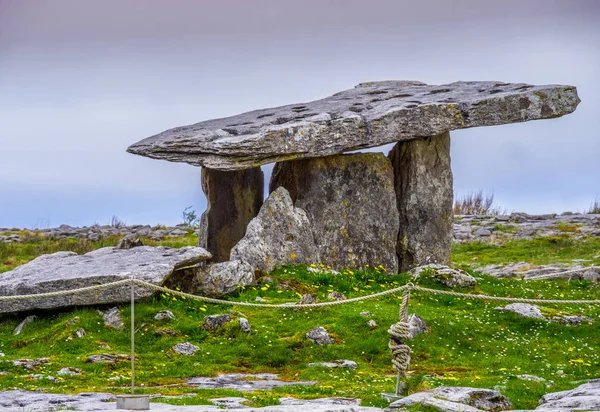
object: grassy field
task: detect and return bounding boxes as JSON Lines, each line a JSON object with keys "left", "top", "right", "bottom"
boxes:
{"left": 0, "top": 233, "right": 599, "bottom": 409}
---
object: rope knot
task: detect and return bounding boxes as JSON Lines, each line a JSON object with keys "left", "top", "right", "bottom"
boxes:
{"left": 388, "top": 320, "right": 411, "bottom": 374}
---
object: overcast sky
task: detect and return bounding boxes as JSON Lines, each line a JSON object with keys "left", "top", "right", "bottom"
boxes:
{"left": 1, "top": 0, "right": 599, "bottom": 228}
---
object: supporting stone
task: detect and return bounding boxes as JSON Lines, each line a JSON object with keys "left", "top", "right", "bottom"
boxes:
{"left": 198, "top": 167, "right": 264, "bottom": 262}
{"left": 388, "top": 132, "right": 453, "bottom": 272}
{"left": 270, "top": 153, "right": 399, "bottom": 273}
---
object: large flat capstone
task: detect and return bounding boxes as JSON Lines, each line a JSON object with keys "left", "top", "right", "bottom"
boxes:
{"left": 127, "top": 81, "right": 579, "bottom": 170}
{"left": 0, "top": 246, "right": 211, "bottom": 314}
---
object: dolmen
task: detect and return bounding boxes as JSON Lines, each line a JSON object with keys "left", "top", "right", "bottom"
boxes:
{"left": 128, "top": 81, "right": 580, "bottom": 274}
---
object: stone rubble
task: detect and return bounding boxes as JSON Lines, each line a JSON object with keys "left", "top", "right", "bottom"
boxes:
{"left": 306, "top": 326, "right": 335, "bottom": 345}
{"left": 410, "top": 264, "right": 477, "bottom": 288}
{"left": 171, "top": 342, "right": 200, "bottom": 356}
{"left": 98, "top": 307, "right": 124, "bottom": 330}
{"left": 307, "top": 360, "right": 358, "bottom": 369}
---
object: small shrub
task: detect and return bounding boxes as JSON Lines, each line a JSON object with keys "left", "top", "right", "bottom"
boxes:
{"left": 588, "top": 196, "right": 600, "bottom": 214}
{"left": 454, "top": 191, "right": 505, "bottom": 216}
{"left": 181, "top": 206, "right": 200, "bottom": 228}
{"left": 110, "top": 215, "right": 126, "bottom": 228}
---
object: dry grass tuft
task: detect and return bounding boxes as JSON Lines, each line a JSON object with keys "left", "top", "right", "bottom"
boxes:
{"left": 454, "top": 191, "right": 505, "bottom": 216}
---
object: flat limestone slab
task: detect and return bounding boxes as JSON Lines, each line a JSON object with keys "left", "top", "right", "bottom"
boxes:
{"left": 0, "top": 246, "right": 211, "bottom": 314}
{"left": 127, "top": 81, "right": 579, "bottom": 170}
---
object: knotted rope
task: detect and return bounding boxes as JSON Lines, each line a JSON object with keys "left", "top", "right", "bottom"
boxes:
{"left": 388, "top": 288, "right": 412, "bottom": 394}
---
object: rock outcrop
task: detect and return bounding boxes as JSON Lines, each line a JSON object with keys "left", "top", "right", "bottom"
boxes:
{"left": 127, "top": 81, "right": 580, "bottom": 171}
{"left": 198, "top": 167, "right": 264, "bottom": 262}
{"left": 230, "top": 187, "right": 320, "bottom": 273}
{"left": 0, "top": 246, "right": 211, "bottom": 314}
{"left": 390, "top": 132, "right": 453, "bottom": 271}
{"left": 270, "top": 153, "right": 399, "bottom": 273}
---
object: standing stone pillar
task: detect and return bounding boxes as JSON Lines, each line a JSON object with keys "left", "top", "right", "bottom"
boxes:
{"left": 388, "top": 132, "right": 453, "bottom": 272}
{"left": 198, "top": 167, "right": 264, "bottom": 262}
{"left": 270, "top": 153, "right": 399, "bottom": 273}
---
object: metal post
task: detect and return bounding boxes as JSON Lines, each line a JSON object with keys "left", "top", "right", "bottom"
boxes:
{"left": 130, "top": 276, "right": 135, "bottom": 395}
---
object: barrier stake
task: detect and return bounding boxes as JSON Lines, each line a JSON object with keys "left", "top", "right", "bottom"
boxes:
{"left": 130, "top": 276, "right": 135, "bottom": 395}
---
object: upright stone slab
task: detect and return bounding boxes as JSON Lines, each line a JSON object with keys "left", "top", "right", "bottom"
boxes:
{"left": 270, "top": 153, "right": 399, "bottom": 273}
{"left": 198, "top": 167, "right": 264, "bottom": 262}
{"left": 389, "top": 132, "right": 453, "bottom": 272}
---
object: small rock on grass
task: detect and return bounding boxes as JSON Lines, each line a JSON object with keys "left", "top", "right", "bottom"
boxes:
{"left": 13, "top": 315, "right": 36, "bottom": 335}
{"left": 57, "top": 367, "right": 81, "bottom": 376}
{"left": 298, "top": 294, "right": 317, "bottom": 305}
{"left": 239, "top": 318, "right": 251, "bottom": 332}
{"left": 86, "top": 354, "right": 129, "bottom": 364}
{"left": 410, "top": 264, "right": 477, "bottom": 288}
{"left": 495, "top": 303, "right": 545, "bottom": 320}
{"left": 328, "top": 291, "right": 346, "bottom": 301}
{"left": 367, "top": 319, "right": 378, "bottom": 328}
{"left": 202, "top": 314, "right": 233, "bottom": 330}
{"left": 306, "top": 327, "right": 334, "bottom": 345}
{"left": 407, "top": 314, "right": 429, "bottom": 338}
{"left": 154, "top": 310, "right": 175, "bottom": 321}
{"left": 98, "top": 307, "right": 124, "bottom": 330}
{"left": 171, "top": 342, "right": 200, "bottom": 356}
{"left": 307, "top": 360, "right": 358, "bottom": 369}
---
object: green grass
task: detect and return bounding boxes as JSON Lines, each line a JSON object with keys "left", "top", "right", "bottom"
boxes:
{"left": 452, "top": 235, "right": 600, "bottom": 267}
{"left": 1, "top": 263, "right": 599, "bottom": 409}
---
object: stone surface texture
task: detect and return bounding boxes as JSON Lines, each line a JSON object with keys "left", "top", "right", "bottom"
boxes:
{"left": 194, "top": 260, "right": 255, "bottom": 297}
{"left": 270, "top": 153, "right": 399, "bottom": 273}
{"left": 230, "top": 187, "right": 320, "bottom": 273}
{"left": 0, "top": 246, "right": 211, "bottom": 314}
{"left": 127, "top": 81, "right": 580, "bottom": 171}
{"left": 172, "top": 342, "right": 200, "bottom": 356}
{"left": 187, "top": 373, "right": 317, "bottom": 392}
{"left": 390, "top": 132, "right": 453, "bottom": 271}
{"left": 388, "top": 386, "right": 511, "bottom": 411}
{"left": 407, "top": 314, "right": 429, "bottom": 339}
{"left": 495, "top": 303, "right": 545, "bottom": 320}
{"left": 306, "top": 327, "right": 335, "bottom": 345}
{"left": 198, "top": 167, "right": 264, "bottom": 262}
{"left": 410, "top": 264, "right": 477, "bottom": 288}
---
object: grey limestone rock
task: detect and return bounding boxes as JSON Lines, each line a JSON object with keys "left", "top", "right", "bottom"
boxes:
{"left": 0, "top": 246, "right": 211, "bottom": 314}
{"left": 116, "top": 235, "right": 143, "bottom": 249}
{"left": 172, "top": 342, "right": 200, "bottom": 356}
{"left": 57, "top": 367, "right": 81, "bottom": 376}
{"left": 407, "top": 313, "right": 429, "bottom": 338}
{"left": 238, "top": 317, "right": 251, "bottom": 332}
{"left": 495, "top": 303, "right": 545, "bottom": 320}
{"left": 13, "top": 315, "right": 36, "bottom": 335}
{"left": 388, "top": 386, "right": 512, "bottom": 411}
{"left": 187, "top": 373, "right": 318, "bottom": 392}
{"left": 390, "top": 132, "right": 453, "bottom": 271}
{"left": 202, "top": 314, "right": 233, "bottom": 331}
{"left": 155, "top": 310, "right": 176, "bottom": 321}
{"left": 127, "top": 81, "right": 580, "bottom": 171}
{"left": 10, "top": 358, "right": 49, "bottom": 370}
{"left": 86, "top": 354, "right": 130, "bottom": 364}
{"left": 537, "top": 379, "right": 600, "bottom": 411}
{"left": 270, "top": 153, "right": 399, "bottom": 273}
{"left": 230, "top": 187, "right": 320, "bottom": 273}
{"left": 198, "top": 167, "right": 264, "bottom": 262}
{"left": 99, "top": 307, "right": 123, "bottom": 330}
{"left": 306, "top": 326, "right": 335, "bottom": 345}
{"left": 307, "top": 360, "right": 358, "bottom": 369}
{"left": 410, "top": 264, "right": 477, "bottom": 288}
{"left": 194, "top": 260, "right": 254, "bottom": 297}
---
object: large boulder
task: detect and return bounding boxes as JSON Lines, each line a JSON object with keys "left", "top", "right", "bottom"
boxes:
{"left": 230, "top": 187, "right": 320, "bottom": 273}
{"left": 198, "top": 167, "right": 264, "bottom": 262}
{"left": 194, "top": 260, "right": 255, "bottom": 297}
{"left": 389, "top": 132, "right": 453, "bottom": 271}
{"left": 270, "top": 153, "right": 399, "bottom": 273}
{"left": 0, "top": 246, "right": 211, "bottom": 314}
{"left": 127, "top": 81, "right": 580, "bottom": 171}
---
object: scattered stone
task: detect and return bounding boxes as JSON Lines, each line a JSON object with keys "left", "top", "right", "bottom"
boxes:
{"left": 306, "top": 327, "right": 335, "bottom": 345}
{"left": 195, "top": 260, "right": 254, "bottom": 297}
{"left": 202, "top": 314, "right": 233, "bottom": 331}
{"left": 407, "top": 314, "right": 429, "bottom": 338}
{"left": 255, "top": 296, "right": 267, "bottom": 303}
{"left": 187, "top": 373, "right": 317, "bottom": 391}
{"left": 328, "top": 291, "right": 346, "bottom": 301}
{"left": 98, "top": 342, "right": 111, "bottom": 349}
{"left": 57, "top": 367, "right": 81, "bottom": 376}
{"left": 410, "top": 264, "right": 477, "bottom": 288}
{"left": 209, "top": 397, "right": 249, "bottom": 408}
{"left": 65, "top": 316, "right": 79, "bottom": 326}
{"left": 298, "top": 294, "right": 317, "bottom": 305}
{"left": 307, "top": 360, "right": 358, "bottom": 369}
{"left": 583, "top": 268, "right": 600, "bottom": 282}
{"left": 0, "top": 246, "right": 211, "bottom": 314}
{"left": 537, "top": 379, "right": 600, "bottom": 411}
{"left": 367, "top": 320, "right": 378, "bottom": 328}
{"left": 495, "top": 303, "right": 545, "bottom": 320}
{"left": 116, "top": 235, "right": 143, "bottom": 249}
{"left": 154, "top": 310, "right": 175, "bottom": 321}
{"left": 99, "top": 307, "right": 123, "bottom": 330}
{"left": 154, "top": 328, "right": 178, "bottom": 337}
{"left": 238, "top": 318, "right": 251, "bottom": 333}
{"left": 127, "top": 81, "right": 580, "bottom": 171}
{"left": 517, "top": 374, "right": 546, "bottom": 382}
{"left": 230, "top": 187, "right": 320, "bottom": 273}
{"left": 390, "top": 132, "right": 453, "bottom": 271}
{"left": 552, "top": 315, "right": 595, "bottom": 326}
{"left": 198, "top": 167, "right": 264, "bottom": 262}
{"left": 74, "top": 328, "right": 86, "bottom": 338}
{"left": 360, "top": 311, "right": 371, "bottom": 317}
{"left": 13, "top": 315, "right": 36, "bottom": 335}
{"left": 270, "top": 153, "right": 399, "bottom": 273}
{"left": 10, "top": 358, "right": 50, "bottom": 370}
{"left": 388, "top": 386, "right": 512, "bottom": 411}
{"left": 473, "top": 228, "right": 492, "bottom": 237}
{"left": 86, "top": 354, "right": 130, "bottom": 364}
{"left": 171, "top": 342, "right": 200, "bottom": 356}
